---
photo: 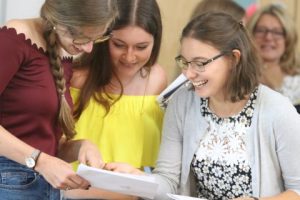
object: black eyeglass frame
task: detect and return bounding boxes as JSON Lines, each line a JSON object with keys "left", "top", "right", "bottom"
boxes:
{"left": 175, "top": 53, "right": 225, "bottom": 73}
{"left": 253, "top": 27, "right": 285, "bottom": 39}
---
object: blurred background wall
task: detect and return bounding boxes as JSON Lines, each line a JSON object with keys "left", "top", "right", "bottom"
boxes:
{"left": 0, "top": 0, "right": 44, "bottom": 26}
{"left": 156, "top": 0, "right": 300, "bottom": 82}
{"left": 1, "top": 0, "right": 299, "bottom": 83}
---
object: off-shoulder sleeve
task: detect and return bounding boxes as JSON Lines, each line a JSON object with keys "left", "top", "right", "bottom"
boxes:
{"left": 0, "top": 27, "right": 25, "bottom": 94}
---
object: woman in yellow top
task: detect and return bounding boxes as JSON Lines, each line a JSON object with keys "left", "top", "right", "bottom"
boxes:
{"left": 64, "top": 0, "right": 167, "bottom": 199}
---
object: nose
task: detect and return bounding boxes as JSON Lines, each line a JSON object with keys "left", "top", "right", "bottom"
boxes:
{"left": 124, "top": 48, "right": 136, "bottom": 63}
{"left": 183, "top": 65, "right": 198, "bottom": 80}
{"left": 264, "top": 31, "right": 273, "bottom": 40}
{"left": 79, "top": 41, "right": 94, "bottom": 53}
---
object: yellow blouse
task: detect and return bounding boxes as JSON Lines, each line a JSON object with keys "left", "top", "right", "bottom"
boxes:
{"left": 71, "top": 87, "right": 164, "bottom": 168}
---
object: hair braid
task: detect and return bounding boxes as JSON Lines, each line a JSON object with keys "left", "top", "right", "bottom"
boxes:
{"left": 44, "top": 28, "right": 75, "bottom": 140}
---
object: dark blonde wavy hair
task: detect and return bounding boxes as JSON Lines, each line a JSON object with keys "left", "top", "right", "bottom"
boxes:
{"left": 247, "top": 4, "right": 300, "bottom": 75}
{"left": 40, "top": 0, "right": 118, "bottom": 139}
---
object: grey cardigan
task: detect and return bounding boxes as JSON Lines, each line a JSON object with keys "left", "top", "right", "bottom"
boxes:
{"left": 151, "top": 85, "right": 300, "bottom": 199}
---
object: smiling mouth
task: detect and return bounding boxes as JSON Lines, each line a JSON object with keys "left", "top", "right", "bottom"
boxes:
{"left": 192, "top": 80, "right": 208, "bottom": 87}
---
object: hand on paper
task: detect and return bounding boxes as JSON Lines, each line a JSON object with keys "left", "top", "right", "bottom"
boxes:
{"left": 35, "top": 152, "right": 90, "bottom": 190}
{"left": 78, "top": 140, "right": 105, "bottom": 168}
{"left": 104, "top": 162, "right": 144, "bottom": 175}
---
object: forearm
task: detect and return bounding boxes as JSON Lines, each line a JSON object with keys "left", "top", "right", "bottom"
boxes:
{"left": 64, "top": 187, "right": 138, "bottom": 200}
{"left": 236, "top": 190, "right": 300, "bottom": 200}
{"left": 260, "top": 190, "right": 300, "bottom": 200}
{"left": 0, "top": 125, "right": 37, "bottom": 165}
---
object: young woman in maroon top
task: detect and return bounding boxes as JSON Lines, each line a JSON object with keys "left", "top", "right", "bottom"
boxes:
{"left": 0, "top": 0, "right": 118, "bottom": 199}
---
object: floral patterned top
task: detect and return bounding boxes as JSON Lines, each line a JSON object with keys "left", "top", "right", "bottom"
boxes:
{"left": 191, "top": 88, "right": 258, "bottom": 200}
{"left": 278, "top": 74, "right": 300, "bottom": 105}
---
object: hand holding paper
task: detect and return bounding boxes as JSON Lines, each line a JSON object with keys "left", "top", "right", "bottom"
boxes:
{"left": 77, "top": 164, "right": 158, "bottom": 199}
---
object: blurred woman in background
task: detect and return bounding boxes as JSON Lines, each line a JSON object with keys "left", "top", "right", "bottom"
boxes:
{"left": 247, "top": 4, "right": 300, "bottom": 112}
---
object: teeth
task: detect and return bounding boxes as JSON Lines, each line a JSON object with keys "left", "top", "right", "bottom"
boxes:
{"left": 192, "top": 80, "right": 207, "bottom": 87}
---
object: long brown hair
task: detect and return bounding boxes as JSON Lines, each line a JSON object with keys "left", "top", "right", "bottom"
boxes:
{"left": 73, "top": 0, "right": 162, "bottom": 119}
{"left": 40, "top": 0, "right": 118, "bottom": 139}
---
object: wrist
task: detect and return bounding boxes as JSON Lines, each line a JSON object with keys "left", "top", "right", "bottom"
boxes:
{"left": 33, "top": 152, "right": 47, "bottom": 173}
{"left": 25, "top": 149, "right": 41, "bottom": 170}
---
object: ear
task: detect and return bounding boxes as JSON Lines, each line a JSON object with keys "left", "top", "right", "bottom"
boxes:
{"left": 232, "top": 49, "right": 241, "bottom": 66}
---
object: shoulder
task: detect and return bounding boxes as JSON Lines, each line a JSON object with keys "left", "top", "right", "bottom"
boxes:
{"left": 147, "top": 63, "right": 168, "bottom": 95}
{"left": 257, "top": 84, "right": 298, "bottom": 117}
{"left": 173, "top": 86, "right": 197, "bottom": 104}
{"left": 5, "top": 19, "right": 33, "bottom": 36}
{"left": 258, "top": 85, "right": 291, "bottom": 105}
{"left": 5, "top": 18, "right": 46, "bottom": 50}
{"left": 165, "top": 85, "right": 198, "bottom": 114}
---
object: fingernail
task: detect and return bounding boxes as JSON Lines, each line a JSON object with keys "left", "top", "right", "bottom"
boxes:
{"left": 85, "top": 185, "right": 91, "bottom": 190}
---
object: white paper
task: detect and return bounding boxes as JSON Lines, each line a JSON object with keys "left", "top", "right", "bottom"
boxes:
{"left": 77, "top": 164, "right": 158, "bottom": 199}
{"left": 157, "top": 73, "right": 187, "bottom": 102}
{"left": 167, "top": 193, "right": 207, "bottom": 200}
{"left": 156, "top": 74, "right": 188, "bottom": 109}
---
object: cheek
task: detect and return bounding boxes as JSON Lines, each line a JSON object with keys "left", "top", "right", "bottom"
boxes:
{"left": 214, "top": 65, "right": 232, "bottom": 82}
{"left": 109, "top": 46, "right": 122, "bottom": 60}
{"left": 278, "top": 41, "right": 286, "bottom": 52}
{"left": 139, "top": 49, "right": 152, "bottom": 62}
{"left": 57, "top": 34, "right": 72, "bottom": 46}
{"left": 57, "top": 36, "right": 75, "bottom": 53}
{"left": 253, "top": 37, "right": 264, "bottom": 45}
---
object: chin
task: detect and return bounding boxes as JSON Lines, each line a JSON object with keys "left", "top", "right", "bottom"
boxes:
{"left": 194, "top": 89, "right": 209, "bottom": 98}
{"left": 262, "top": 57, "right": 279, "bottom": 63}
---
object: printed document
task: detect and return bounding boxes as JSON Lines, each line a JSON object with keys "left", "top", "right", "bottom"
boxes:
{"left": 77, "top": 164, "right": 158, "bottom": 199}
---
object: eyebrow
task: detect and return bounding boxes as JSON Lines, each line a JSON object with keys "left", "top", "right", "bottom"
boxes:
{"left": 256, "top": 26, "right": 283, "bottom": 30}
{"left": 111, "top": 38, "right": 151, "bottom": 46}
{"left": 179, "top": 55, "right": 209, "bottom": 60}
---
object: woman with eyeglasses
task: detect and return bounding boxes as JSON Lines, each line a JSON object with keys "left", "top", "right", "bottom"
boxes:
{"left": 0, "top": 0, "right": 117, "bottom": 199}
{"left": 63, "top": 0, "right": 167, "bottom": 199}
{"left": 247, "top": 4, "right": 300, "bottom": 113}
{"left": 105, "top": 12, "right": 300, "bottom": 200}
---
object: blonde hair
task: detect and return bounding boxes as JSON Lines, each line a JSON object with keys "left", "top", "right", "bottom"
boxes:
{"left": 40, "top": 0, "right": 118, "bottom": 139}
{"left": 247, "top": 4, "right": 300, "bottom": 75}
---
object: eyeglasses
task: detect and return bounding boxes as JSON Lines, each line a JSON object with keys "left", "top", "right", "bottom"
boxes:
{"left": 254, "top": 27, "right": 285, "bottom": 40}
{"left": 175, "top": 53, "right": 224, "bottom": 73}
{"left": 54, "top": 26, "right": 111, "bottom": 45}
{"left": 72, "top": 33, "right": 112, "bottom": 45}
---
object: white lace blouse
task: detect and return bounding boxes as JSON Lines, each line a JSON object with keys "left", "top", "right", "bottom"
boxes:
{"left": 191, "top": 89, "right": 257, "bottom": 200}
{"left": 278, "top": 74, "right": 300, "bottom": 105}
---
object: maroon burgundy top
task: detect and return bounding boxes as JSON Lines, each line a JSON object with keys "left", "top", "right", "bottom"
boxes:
{"left": 0, "top": 26, "right": 73, "bottom": 156}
